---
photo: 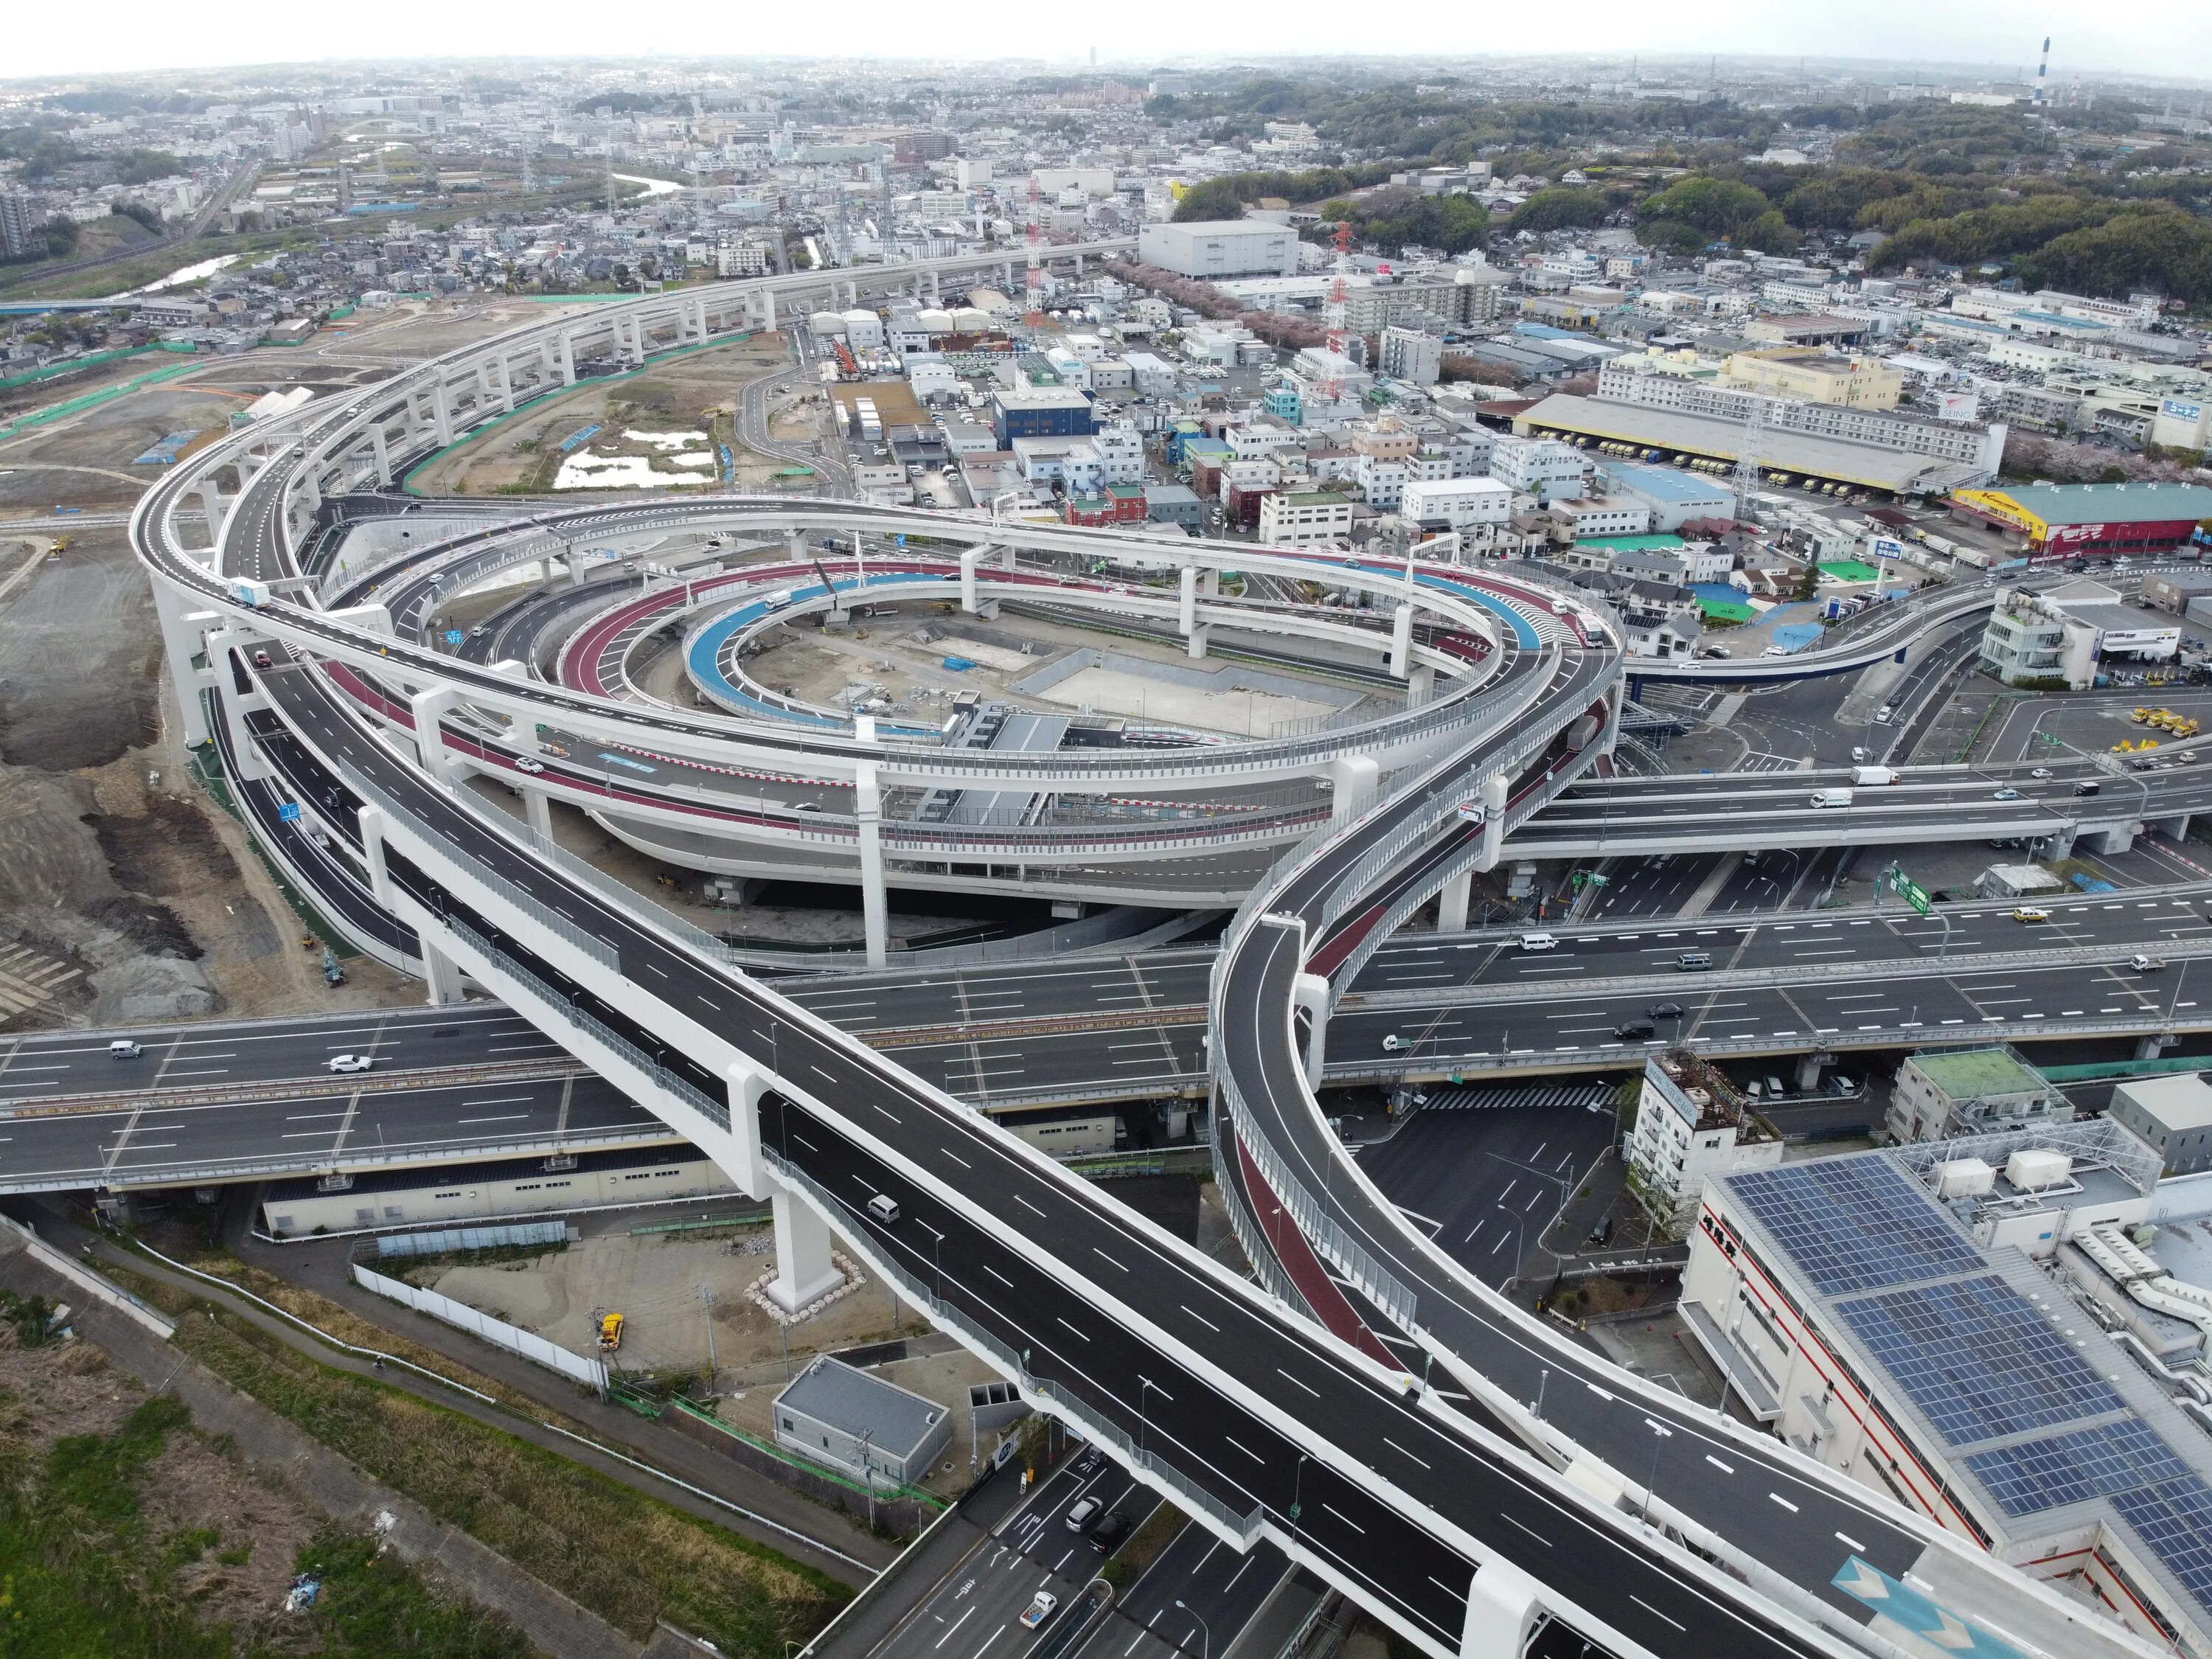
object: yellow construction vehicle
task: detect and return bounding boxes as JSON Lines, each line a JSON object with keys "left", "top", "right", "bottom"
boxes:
{"left": 597, "top": 1311, "right": 625, "bottom": 1352}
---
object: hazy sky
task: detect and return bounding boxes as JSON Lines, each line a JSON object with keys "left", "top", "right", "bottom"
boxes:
{"left": 5, "top": 0, "right": 2211, "bottom": 86}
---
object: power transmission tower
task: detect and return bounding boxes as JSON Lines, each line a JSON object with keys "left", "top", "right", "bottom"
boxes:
{"left": 1731, "top": 395, "right": 1768, "bottom": 507}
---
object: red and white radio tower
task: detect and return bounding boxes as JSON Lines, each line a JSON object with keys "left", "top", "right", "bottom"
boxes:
{"left": 1024, "top": 177, "right": 1046, "bottom": 319}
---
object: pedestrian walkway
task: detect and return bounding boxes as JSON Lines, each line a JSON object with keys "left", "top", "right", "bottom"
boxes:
{"left": 1420, "top": 1082, "right": 1615, "bottom": 1112}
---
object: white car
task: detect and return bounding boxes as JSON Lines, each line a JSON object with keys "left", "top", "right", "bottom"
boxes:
{"left": 328, "top": 1054, "right": 374, "bottom": 1074}
{"left": 514, "top": 757, "right": 546, "bottom": 774}
{"left": 1021, "top": 1593, "right": 1059, "bottom": 1630}
{"left": 2030, "top": 768, "right": 2053, "bottom": 779}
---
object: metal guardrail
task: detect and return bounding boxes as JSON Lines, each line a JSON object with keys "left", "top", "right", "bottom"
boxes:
{"left": 341, "top": 762, "right": 622, "bottom": 973}
{"left": 1352, "top": 936, "right": 2212, "bottom": 1012}
{"left": 445, "top": 917, "right": 729, "bottom": 1133}
{"left": 1223, "top": 1094, "right": 1419, "bottom": 1335}
{"left": 0, "top": 1059, "right": 579, "bottom": 1121}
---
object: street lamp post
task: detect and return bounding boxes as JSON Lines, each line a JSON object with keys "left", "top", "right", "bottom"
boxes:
{"left": 1176, "top": 1602, "right": 1212, "bottom": 1659}
{"left": 1642, "top": 1419, "right": 1673, "bottom": 1528}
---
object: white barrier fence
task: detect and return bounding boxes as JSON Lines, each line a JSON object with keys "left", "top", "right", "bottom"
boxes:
{"left": 352, "top": 1260, "right": 607, "bottom": 1392}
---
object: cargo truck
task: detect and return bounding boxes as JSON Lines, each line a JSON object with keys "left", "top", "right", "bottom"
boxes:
{"left": 1849, "top": 765, "right": 1899, "bottom": 786}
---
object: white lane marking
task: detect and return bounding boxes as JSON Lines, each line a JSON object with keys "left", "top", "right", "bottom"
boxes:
{"left": 1275, "top": 1368, "right": 1320, "bottom": 1399}
{"left": 1630, "top": 1596, "right": 1685, "bottom": 1632}
{"left": 1836, "top": 1531, "right": 1867, "bottom": 1552}
{"left": 1770, "top": 1493, "right": 1800, "bottom": 1512}
{"left": 1706, "top": 1454, "right": 1734, "bottom": 1474}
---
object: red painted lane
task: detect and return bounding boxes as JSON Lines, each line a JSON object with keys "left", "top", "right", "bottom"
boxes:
{"left": 1234, "top": 1128, "right": 1400, "bottom": 1368}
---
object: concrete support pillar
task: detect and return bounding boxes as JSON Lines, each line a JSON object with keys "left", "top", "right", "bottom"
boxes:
{"left": 1409, "top": 663, "right": 1436, "bottom": 706}
{"left": 409, "top": 686, "right": 459, "bottom": 784}
{"left": 1178, "top": 564, "right": 1197, "bottom": 636}
{"left": 493, "top": 356, "right": 514, "bottom": 412}
{"left": 299, "top": 465, "right": 322, "bottom": 514}
{"left": 999, "top": 543, "right": 1015, "bottom": 572}
{"left": 1200, "top": 568, "right": 1218, "bottom": 597}
{"left": 206, "top": 634, "right": 273, "bottom": 782}
{"left": 1475, "top": 771, "right": 1509, "bottom": 872}
{"left": 854, "top": 762, "right": 888, "bottom": 971}
{"left": 151, "top": 583, "right": 215, "bottom": 748}
{"left": 758, "top": 288, "right": 775, "bottom": 329}
{"left": 524, "top": 787, "right": 552, "bottom": 839}
{"left": 768, "top": 1187, "right": 846, "bottom": 1314}
{"left": 693, "top": 298, "right": 709, "bottom": 341}
{"left": 369, "top": 423, "right": 391, "bottom": 487}
{"left": 1438, "top": 868, "right": 1472, "bottom": 934}
{"left": 431, "top": 383, "right": 453, "bottom": 447}
{"left": 421, "top": 938, "right": 466, "bottom": 1006}
{"left": 567, "top": 551, "right": 587, "bottom": 587}
{"left": 2042, "top": 824, "right": 2079, "bottom": 860}
{"left": 1459, "top": 1560, "right": 1543, "bottom": 1659}
{"left": 2154, "top": 813, "right": 2191, "bottom": 842}
{"left": 1329, "top": 755, "right": 1380, "bottom": 824}
{"left": 2138, "top": 1032, "right": 2177, "bottom": 1061}
{"left": 557, "top": 331, "right": 577, "bottom": 385}
{"left": 1389, "top": 601, "right": 1415, "bottom": 679}
{"left": 358, "top": 806, "right": 394, "bottom": 908}
{"left": 1293, "top": 972, "right": 1332, "bottom": 1088}
{"left": 928, "top": 268, "right": 940, "bottom": 302}
{"left": 2092, "top": 824, "right": 2138, "bottom": 855}
{"left": 196, "top": 483, "right": 228, "bottom": 544}
{"left": 474, "top": 363, "right": 493, "bottom": 408}
{"left": 1186, "top": 625, "right": 1211, "bottom": 661}
{"left": 1795, "top": 1053, "right": 1826, "bottom": 1092}
{"left": 959, "top": 546, "right": 983, "bottom": 614}
{"left": 786, "top": 527, "right": 804, "bottom": 565}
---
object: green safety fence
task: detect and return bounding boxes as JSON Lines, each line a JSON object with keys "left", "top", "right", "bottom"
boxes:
{"left": 399, "top": 331, "right": 766, "bottom": 495}
{"left": 0, "top": 358, "right": 204, "bottom": 445}
{"left": 2038, "top": 1055, "right": 2212, "bottom": 1083}
{"left": 627, "top": 1210, "right": 771, "bottom": 1236}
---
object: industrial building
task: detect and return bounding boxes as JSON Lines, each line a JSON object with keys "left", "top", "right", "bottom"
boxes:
{"left": 259, "top": 1146, "right": 732, "bottom": 1237}
{"left": 1137, "top": 220, "right": 1300, "bottom": 279}
{"left": 1979, "top": 577, "right": 2180, "bottom": 690}
{"left": 1949, "top": 482, "right": 2212, "bottom": 563}
{"left": 1595, "top": 462, "right": 1738, "bottom": 532}
{"left": 774, "top": 1355, "right": 953, "bottom": 1489}
{"left": 990, "top": 385, "right": 1094, "bottom": 450}
{"left": 1682, "top": 1122, "right": 2212, "bottom": 1654}
{"left": 1400, "top": 476, "right": 1512, "bottom": 534}
{"left": 2107, "top": 1074, "right": 2212, "bottom": 1177}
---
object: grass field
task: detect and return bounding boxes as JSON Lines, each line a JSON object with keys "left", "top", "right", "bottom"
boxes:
{"left": 140, "top": 1289, "right": 849, "bottom": 1651}
{"left": 0, "top": 1384, "right": 530, "bottom": 1658}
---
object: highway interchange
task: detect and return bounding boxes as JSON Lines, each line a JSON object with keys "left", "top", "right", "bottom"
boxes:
{"left": 46, "top": 258, "right": 2192, "bottom": 1659}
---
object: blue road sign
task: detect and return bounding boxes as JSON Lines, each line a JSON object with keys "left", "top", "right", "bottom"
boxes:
{"left": 278, "top": 802, "right": 302, "bottom": 822}
{"left": 445, "top": 629, "right": 465, "bottom": 645}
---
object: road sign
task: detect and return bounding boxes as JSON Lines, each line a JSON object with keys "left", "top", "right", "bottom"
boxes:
{"left": 278, "top": 802, "right": 302, "bottom": 823}
{"left": 1894, "top": 872, "right": 1932, "bottom": 917}
{"left": 444, "top": 629, "right": 465, "bottom": 646}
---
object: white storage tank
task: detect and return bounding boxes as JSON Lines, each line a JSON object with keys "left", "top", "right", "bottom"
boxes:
{"left": 1933, "top": 1158, "right": 1996, "bottom": 1200}
{"left": 2006, "top": 1148, "right": 2074, "bottom": 1192}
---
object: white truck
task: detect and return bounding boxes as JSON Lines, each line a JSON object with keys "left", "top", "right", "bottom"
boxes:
{"left": 1849, "top": 765, "right": 1899, "bottom": 786}
{"left": 1810, "top": 788, "right": 1854, "bottom": 809}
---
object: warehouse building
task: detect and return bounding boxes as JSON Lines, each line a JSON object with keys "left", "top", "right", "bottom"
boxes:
{"left": 1948, "top": 481, "right": 2212, "bottom": 563}
{"left": 1596, "top": 462, "right": 1738, "bottom": 532}
{"left": 2107, "top": 1074, "right": 2212, "bottom": 1177}
{"left": 1137, "top": 220, "right": 1300, "bottom": 279}
{"left": 1682, "top": 1122, "right": 2212, "bottom": 1654}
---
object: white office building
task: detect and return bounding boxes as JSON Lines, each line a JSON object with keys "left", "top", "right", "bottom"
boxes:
{"left": 1487, "top": 435, "right": 1587, "bottom": 504}
{"left": 1379, "top": 325, "right": 1443, "bottom": 387}
{"left": 1400, "top": 477, "right": 1512, "bottom": 532}
{"left": 1626, "top": 1055, "right": 1782, "bottom": 1231}
{"left": 1258, "top": 490, "right": 1355, "bottom": 549}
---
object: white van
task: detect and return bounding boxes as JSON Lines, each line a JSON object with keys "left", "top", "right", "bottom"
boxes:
{"left": 866, "top": 1194, "right": 901, "bottom": 1225}
{"left": 1517, "top": 932, "right": 1559, "bottom": 952}
{"left": 108, "top": 1040, "right": 142, "bottom": 1059}
{"left": 1809, "top": 789, "right": 1854, "bottom": 809}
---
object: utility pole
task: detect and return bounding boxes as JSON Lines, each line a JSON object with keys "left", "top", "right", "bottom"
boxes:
{"left": 699, "top": 1284, "right": 717, "bottom": 1390}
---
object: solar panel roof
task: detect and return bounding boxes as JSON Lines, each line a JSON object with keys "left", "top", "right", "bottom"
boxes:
{"left": 1965, "top": 1419, "right": 2192, "bottom": 1516}
{"left": 1833, "top": 1275, "right": 2124, "bottom": 1447}
{"left": 1726, "top": 1159, "right": 1984, "bottom": 1295}
{"left": 2112, "top": 1482, "right": 2212, "bottom": 1614}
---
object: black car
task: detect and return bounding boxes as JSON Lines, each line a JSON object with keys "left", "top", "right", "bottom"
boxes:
{"left": 1088, "top": 1512, "right": 1133, "bottom": 1554}
{"left": 1074, "top": 1447, "right": 1103, "bottom": 1478}
{"left": 2074, "top": 781, "right": 2101, "bottom": 796}
{"left": 1613, "top": 1019, "right": 1656, "bottom": 1040}
{"left": 1646, "top": 1001, "right": 1683, "bottom": 1020}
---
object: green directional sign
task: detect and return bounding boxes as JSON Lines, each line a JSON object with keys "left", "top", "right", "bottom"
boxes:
{"left": 1894, "top": 872, "right": 1933, "bottom": 917}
